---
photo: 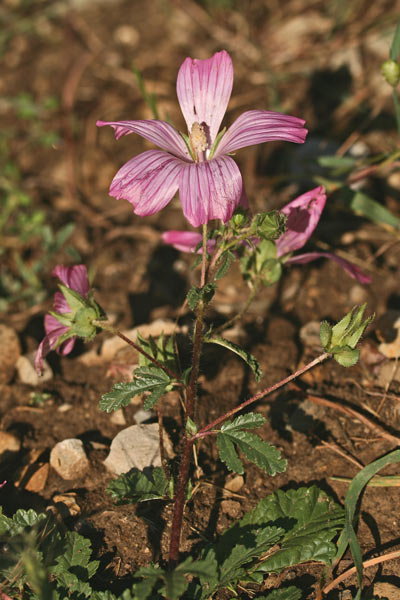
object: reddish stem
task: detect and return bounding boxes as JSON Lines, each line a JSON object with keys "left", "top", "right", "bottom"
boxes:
{"left": 196, "top": 352, "right": 330, "bottom": 436}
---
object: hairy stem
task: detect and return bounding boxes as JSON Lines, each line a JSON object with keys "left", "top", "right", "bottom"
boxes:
{"left": 93, "top": 321, "right": 179, "bottom": 380}
{"left": 196, "top": 352, "right": 330, "bottom": 437}
{"left": 168, "top": 224, "right": 208, "bottom": 566}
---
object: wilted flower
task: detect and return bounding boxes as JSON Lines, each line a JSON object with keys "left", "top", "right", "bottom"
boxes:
{"left": 35, "top": 265, "right": 102, "bottom": 375}
{"left": 162, "top": 186, "right": 371, "bottom": 284}
{"left": 97, "top": 50, "right": 307, "bottom": 227}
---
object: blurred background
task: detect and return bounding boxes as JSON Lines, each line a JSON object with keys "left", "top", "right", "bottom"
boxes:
{"left": 1, "top": 0, "right": 399, "bottom": 326}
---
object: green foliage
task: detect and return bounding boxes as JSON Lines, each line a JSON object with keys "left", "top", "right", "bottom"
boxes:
{"left": 216, "top": 413, "right": 287, "bottom": 475}
{"left": 204, "top": 336, "right": 262, "bottom": 381}
{"left": 213, "top": 251, "right": 234, "bottom": 281}
{"left": 136, "top": 332, "right": 178, "bottom": 373}
{"left": 240, "top": 239, "right": 282, "bottom": 287}
{"left": 100, "top": 366, "right": 172, "bottom": 412}
{"left": 187, "top": 283, "right": 216, "bottom": 310}
{"left": 256, "top": 588, "right": 302, "bottom": 600}
{"left": 107, "top": 467, "right": 169, "bottom": 504}
{"left": 320, "top": 304, "right": 374, "bottom": 367}
{"left": 0, "top": 508, "right": 100, "bottom": 599}
{"left": 335, "top": 448, "right": 400, "bottom": 600}
{"left": 340, "top": 187, "right": 400, "bottom": 230}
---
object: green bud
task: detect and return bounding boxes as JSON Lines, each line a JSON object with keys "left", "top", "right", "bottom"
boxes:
{"left": 251, "top": 210, "right": 287, "bottom": 240}
{"left": 381, "top": 59, "right": 400, "bottom": 87}
{"left": 71, "top": 306, "right": 99, "bottom": 340}
{"left": 230, "top": 206, "right": 249, "bottom": 228}
{"left": 186, "top": 416, "right": 198, "bottom": 436}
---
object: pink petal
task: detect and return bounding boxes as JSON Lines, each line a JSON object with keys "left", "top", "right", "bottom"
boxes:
{"left": 179, "top": 155, "right": 242, "bottom": 227}
{"left": 109, "top": 150, "right": 183, "bottom": 216}
{"left": 214, "top": 110, "right": 307, "bottom": 156}
{"left": 176, "top": 50, "right": 233, "bottom": 147}
{"left": 53, "top": 291, "right": 71, "bottom": 314}
{"left": 276, "top": 186, "right": 326, "bottom": 256}
{"left": 287, "top": 252, "right": 371, "bottom": 283}
{"left": 35, "top": 317, "right": 72, "bottom": 375}
{"left": 52, "top": 265, "right": 89, "bottom": 297}
{"left": 162, "top": 230, "right": 216, "bottom": 253}
{"left": 97, "top": 119, "right": 190, "bottom": 160}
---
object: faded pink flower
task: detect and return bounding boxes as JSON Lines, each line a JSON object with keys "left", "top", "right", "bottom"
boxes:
{"left": 163, "top": 186, "right": 371, "bottom": 283}
{"left": 97, "top": 50, "right": 307, "bottom": 227}
{"left": 35, "top": 265, "right": 90, "bottom": 375}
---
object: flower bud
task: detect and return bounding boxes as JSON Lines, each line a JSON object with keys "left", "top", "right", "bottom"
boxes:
{"left": 251, "top": 210, "right": 287, "bottom": 241}
{"left": 381, "top": 59, "right": 400, "bottom": 87}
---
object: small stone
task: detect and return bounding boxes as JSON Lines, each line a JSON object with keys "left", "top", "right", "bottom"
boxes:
{"left": 0, "top": 431, "right": 21, "bottom": 463}
{"left": 224, "top": 475, "right": 244, "bottom": 494}
{"left": 299, "top": 321, "right": 321, "bottom": 349}
{"left": 349, "top": 284, "right": 368, "bottom": 305}
{"left": 52, "top": 492, "right": 81, "bottom": 517}
{"left": 113, "top": 25, "right": 139, "bottom": 47}
{"left": 104, "top": 423, "right": 173, "bottom": 475}
{"left": 57, "top": 403, "right": 72, "bottom": 413}
{"left": 50, "top": 439, "right": 89, "bottom": 480}
{"left": 288, "top": 399, "right": 326, "bottom": 433}
{"left": 24, "top": 463, "right": 49, "bottom": 492}
{"left": 376, "top": 361, "right": 400, "bottom": 388}
{"left": 133, "top": 409, "right": 153, "bottom": 424}
{"left": 0, "top": 324, "right": 21, "bottom": 383}
{"left": 110, "top": 408, "right": 126, "bottom": 426}
{"left": 16, "top": 351, "right": 53, "bottom": 386}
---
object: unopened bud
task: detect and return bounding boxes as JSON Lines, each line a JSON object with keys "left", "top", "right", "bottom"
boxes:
{"left": 381, "top": 59, "right": 400, "bottom": 87}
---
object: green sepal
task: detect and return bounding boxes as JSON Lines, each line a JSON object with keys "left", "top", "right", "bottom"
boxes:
{"left": 319, "top": 320, "right": 332, "bottom": 348}
{"left": 58, "top": 284, "right": 87, "bottom": 312}
{"left": 179, "top": 131, "right": 195, "bottom": 161}
{"left": 251, "top": 210, "right": 287, "bottom": 240}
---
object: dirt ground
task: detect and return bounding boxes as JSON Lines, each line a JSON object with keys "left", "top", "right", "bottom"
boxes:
{"left": 1, "top": 0, "right": 400, "bottom": 598}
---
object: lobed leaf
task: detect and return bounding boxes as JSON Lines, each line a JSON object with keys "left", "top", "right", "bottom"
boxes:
{"left": 107, "top": 467, "right": 169, "bottom": 504}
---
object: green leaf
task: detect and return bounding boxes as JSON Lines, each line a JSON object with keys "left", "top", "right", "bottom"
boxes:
{"left": 390, "top": 19, "right": 400, "bottom": 61}
{"left": 340, "top": 188, "right": 400, "bottom": 230}
{"left": 107, "top": 467, "right": 169, "bottom": 503}
{"left": 136, "top": 332, "right": 177, "bottom": 372}
{"left": 217, "top": 414, "right": 286, "bottom": 475}
{"left": 256, "top": 587, "right": 302, "bottom": 600}
{"left": 204, "top": 337, "right": 262, "bottom": 382}
{"left": 187, "top": 283, "right": 216, "bottom": 311}
{"left": 240, "top": 486, "right": 344, "bottom": 574}
{"left": 100, "top": 366, "right": 171, "bottom": 412}
{"left": 214, "top": 251, "right": 234, "bottom": 281}
{"left": 335, "top": 449, "right": 400, "bottom": 600}
{"left": 333, "top": 346, "right": 359, "bottom": 367}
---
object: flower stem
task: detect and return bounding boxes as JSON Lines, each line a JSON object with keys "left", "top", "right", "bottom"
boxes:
{"left": 168, "top": 224, "right": 208, "bottom": 567}
{"left": 92, "top": 320, "right": 179, "bottom": 380}
{"left": 196, "top": 352, "right": 330, "bottom": 436}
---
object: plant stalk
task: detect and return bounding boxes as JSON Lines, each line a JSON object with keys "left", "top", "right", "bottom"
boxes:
{"left": 196, "top": 352, "right": 330, "bottom": 436}
{"left": 168, "top": 224, "right": 208, "bottom": 567}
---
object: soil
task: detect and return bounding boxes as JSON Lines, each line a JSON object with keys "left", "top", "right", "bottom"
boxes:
{"left": 1, "top": 1, "right": 400, "bottom": 598}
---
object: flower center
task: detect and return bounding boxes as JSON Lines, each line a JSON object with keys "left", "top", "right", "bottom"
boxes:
{"left": 189, "top": 122, "right": 208, "bottom": 161}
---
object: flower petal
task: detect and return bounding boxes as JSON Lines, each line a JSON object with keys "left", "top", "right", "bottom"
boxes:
{"left": 179, "top": 155, "right": 242, "bottom": 227}
{"left": 97, "top": 119, "right": 190, "bottom": 160}
{"left": 276, "top": 186, "right": 326, "bottom": 256}
{"left": 162, "top": 230, "right": 216, "bottom": 253}
{"left": 176, "top": 50, "right": 233, "bottom": 147}
{"left": 215, "top": 109, "right": 307, "bottom": 156}
{"left": 35, "top": 316, "right": 72, "bottom": 375}
{"left": 287, "top": 252, "right": 371, "bottom": 283}
{"left": 52, "top": 265, "right": 90, "bottom": 297}
{"left": 109, "top": 150, "right": 183, "bottom": 216}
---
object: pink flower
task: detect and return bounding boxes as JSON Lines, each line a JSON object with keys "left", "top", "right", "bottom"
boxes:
{"left": 97, "top": 50, "right": 307, "bottom": 227}
{"left": 35, "top": 265, "right": 90, "bottom": 375}
{"left": 162, "top": 186, "right": 371, "bottom": 283}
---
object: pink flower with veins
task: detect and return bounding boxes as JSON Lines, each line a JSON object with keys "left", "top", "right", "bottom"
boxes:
{"left": 97, "top": 50, "right": 307, "bottom": 227}
{"left": 35, "top": 265, "right": 90, "bottom": 375}
{"left": 162, "top": 186, "right": 371, "bottom": 284}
